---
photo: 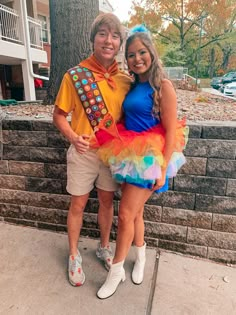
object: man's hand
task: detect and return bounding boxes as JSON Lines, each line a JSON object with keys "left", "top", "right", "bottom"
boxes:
{"left": 72, "top": 134, "right": 90, "bottom": 154}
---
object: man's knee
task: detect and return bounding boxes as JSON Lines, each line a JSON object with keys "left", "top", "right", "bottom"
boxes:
{"left": 69, "top": 195, "right": 89, "bottom": 215}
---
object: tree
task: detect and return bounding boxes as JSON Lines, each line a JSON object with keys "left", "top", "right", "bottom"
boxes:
{"left": 45, "top": 0, "right": 99, "bottom": 104}
{"left": 129, "top": 0, "right": 236, "bottom": 76}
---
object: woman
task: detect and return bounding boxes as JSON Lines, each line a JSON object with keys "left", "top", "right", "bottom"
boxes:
{"left": 96, "top": 25, "right": 188, "bottom": 299}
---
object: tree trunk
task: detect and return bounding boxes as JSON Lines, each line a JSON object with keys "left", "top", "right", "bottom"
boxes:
{"left": 208, "top": 47, "right": 216, "bottom": 78}
{"left": 44, "top": 0, "right": 99, "bottom": 104}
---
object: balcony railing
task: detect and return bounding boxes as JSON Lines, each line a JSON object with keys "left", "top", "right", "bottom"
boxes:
{"left": 0, "top": 4, "right": 23, "bottom": 44}
{"left": 0, "top": 4, "right": 43, "bottom": 49}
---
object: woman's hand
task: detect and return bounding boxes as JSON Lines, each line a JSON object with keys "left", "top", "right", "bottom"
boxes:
{"left": 152, "top": 167, "right": 167, "bottom": 191}
{"left": 72, "top": 134, "right": 90, "bottom": 154}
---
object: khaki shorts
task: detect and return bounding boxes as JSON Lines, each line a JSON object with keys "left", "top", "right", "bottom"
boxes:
{"left": 66, "top": 145, "right": 118, "bottom": 196}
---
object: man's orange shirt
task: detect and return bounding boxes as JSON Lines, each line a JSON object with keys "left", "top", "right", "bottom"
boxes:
{"left": 55, "top": 70, "right": 131, "bottom": 136}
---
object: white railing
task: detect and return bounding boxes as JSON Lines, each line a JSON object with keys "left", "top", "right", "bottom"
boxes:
{"left": 27, "top": 16, "right": 43, "bottom": 49}
{"left": 0, "top": 4, "right": 43, "bottom": 49}
{"left": 0, "top": 4, "right": 23, "bottom": 44}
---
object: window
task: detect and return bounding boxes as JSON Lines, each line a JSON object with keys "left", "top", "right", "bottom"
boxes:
{"left": 38, "top": 14, "right": 49, "bottom": 43}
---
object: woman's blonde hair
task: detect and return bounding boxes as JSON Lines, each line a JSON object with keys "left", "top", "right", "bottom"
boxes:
{"left": 90, "top": 13, "right": 124, "bottom": 48}
{"left": 125, "top": 32, "right": 166, "bottom": 115}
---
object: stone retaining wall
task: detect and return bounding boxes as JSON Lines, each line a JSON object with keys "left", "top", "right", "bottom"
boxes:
{"left": 1, "top": 119, "right": 236, "bottom": 264}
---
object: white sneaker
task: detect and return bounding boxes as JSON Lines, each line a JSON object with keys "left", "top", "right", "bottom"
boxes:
{"left": 68, "top": 251, "right": 85, "bottom": 286}
{"left": 96, "top": 242, "right": 113, "bottom": 270}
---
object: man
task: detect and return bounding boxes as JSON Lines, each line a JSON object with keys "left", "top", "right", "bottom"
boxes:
{"left": 53, "top": 13, "right": 131, "bottom": 286}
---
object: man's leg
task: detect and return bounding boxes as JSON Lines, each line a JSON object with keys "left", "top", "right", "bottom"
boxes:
{"left": 67, "top": 194, "right": 89, "bottom": 287}
{"left": 67, "top": 194, "right": 89, "bottom": 255}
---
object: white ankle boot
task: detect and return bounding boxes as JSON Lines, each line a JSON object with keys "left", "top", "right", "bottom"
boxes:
{"left": 132, "top": 242, "right": 146, "bottom": 285}
{"left": 97, "top": 260, "right": 126, "bottom": 299}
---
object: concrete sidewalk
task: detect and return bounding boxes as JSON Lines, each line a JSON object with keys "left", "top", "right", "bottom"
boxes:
{"left": 0, "top": 222, "right": 235, "bottom": 315}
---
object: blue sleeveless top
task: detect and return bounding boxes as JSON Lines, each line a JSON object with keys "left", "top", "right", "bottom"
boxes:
{"left": 123, "top": 81, "right": 160, "bottom": 132}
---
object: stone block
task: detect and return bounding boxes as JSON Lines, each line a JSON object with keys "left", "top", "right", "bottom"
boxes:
{"left": 3, "top": 120, "right": 32, "bottom": 131}
{"left": 158, "top": 239, "right": 207, "bottom": 258}
{"left": 195, "top": 194, "right": 236, "bottom": 214}
{"left": 3, "top": 146, "right": 30, "bottom": 161}
{"left": 202, "top": 126, "right": 236, "bottom": 140}
{"left": 207, "top": 159, "right": 236, "bottom": 178}
{"left": 0, "top": 189, "right": 70, "bottom": 210}
{"left": 148, "top": 191, "right": 195, "bottom": 210}
{"left": 44, "top": 163, "right": 67, "bottom": 179}
{"left": 143, "top": 205, "right": 162, "bottom": 222}
{"left": 0, "top": 203, "right": 21, "bottom": 218}
{"left": 9, "top": 161, "right": 45, "bottom": 177}
{"left": 208, "top": 247, "right": 236, "bottom": 264}
{"left": 32, "top": 121, "right": 56, "bottom": 131}
{"left": 174, "top": 175, "right": 227, "bottom": 195}
{"left": 185, "top": 139, "right": 235, "bottom": 159}
{"left": 4, "top": 217, "right": 36, "bottom": 228}
{"left": 179, "top": 157, "right": 207, "bottom": 175}
{"left": 0, "top": 160, "right": 9, "bottom": 174}
{"left": 162, "top": 207, "right": 212, "bottom": 229}
{"left": 0, "top": 175, "right": 25, "bottom": 190}
{"left": 85, "top": 198, "right": 100, "bottom": 214}
{"left": 25, "top": 177, "right": 62, "bottom": 194}
{"left": 29, "top": 147, "right": 67, "bottom": 163}
{"left": 20, "top": 205, "right": 67, "bottom": 224}
{"left": 187, "top": 123, "right": 202, "bottom": 138}
{"left": 83, "top": 213, "right": 98, "bottom": 229}
{"left": 144, "top": 221, "right": 187, "bottom": 242}
{"left": 227, "top": 179, "right": 236, "bottom": 197}
{"left": 3, "top": 130, "right": 47, "bottom": 146}
{"left": 47, "top": 132, "right": 69, "bottom": 148}
{"left": 187, "top": 227, "right": 236, "bottom": 250}
{"left": 212, "top": 214, "right": 236, "bottom": 233}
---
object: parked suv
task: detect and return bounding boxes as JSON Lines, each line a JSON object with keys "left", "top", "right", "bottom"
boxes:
{"left": 210, "top": 71, "right": 236, "bottom": 90}
{"left": 221, "top": 71, "right": 236, "bottom": 85}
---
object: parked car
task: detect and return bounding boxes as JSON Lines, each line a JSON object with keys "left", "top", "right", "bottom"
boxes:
{"left": 223, "top": 82, "right": 236, "bottom": 97}
{"left": 221, "top": 71, "right": 236, "bottom": 85}
{"left": 210, "top": 76, "right": 223, "bottom": 89}
{"left": 210, "top": 71, "right": 236, "bottom": 90}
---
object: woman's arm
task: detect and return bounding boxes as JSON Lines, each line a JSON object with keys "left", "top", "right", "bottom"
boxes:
{"left": 153, "top": 80, "right": 177, "bottom": 189}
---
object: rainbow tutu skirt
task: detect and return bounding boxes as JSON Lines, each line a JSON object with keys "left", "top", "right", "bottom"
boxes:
{"left": 93, "top": 119, "right": 189, "bottom": 193}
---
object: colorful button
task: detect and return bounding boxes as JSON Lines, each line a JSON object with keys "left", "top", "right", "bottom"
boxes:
{"left": 89, "top": 99, "right": 95, "bottom": 105}
{"left": 73, "top": 75, "right": 78, "bottom": 81}
{"left": 91, "top": 120, "right": 98, "bottom": 126}
{"left": 83, "top": 101, "right": 89, "bottom": 108}
{"left": 94, "top": 126, "right": 99, "bottom": 132}
{"left": 101, "top": 108, "right": 107, "bottom": 115}
{"left": 83, "top": 67, "right": 88, "bottom": 71}
{"left": 91, "top": 83, "right": 97, "bottom": 89}
{"left": 77, "top": 68, "right": 82, "bottom": 72}
{"left": 82, "top": 79, "right": 88, "bottom": 85}
{"left": 105, "top": 119, "right": 112, "bottom": 128}
{"left": 70, "top": 70, "right": 76, "bottom": 75}
{"left": 86, "top": 108, "right": 92, "bottom": 114}
{"left": 88, "top": 78, "right": 94, "bottom": 83}
{"left": 87, "top": 92, "right": 93, "bottom": 98}
{"left": 84, "top": 85, "right": 90, "bottom": 92}
{"left": 78, "top": 88, "right": 84, "bottom": 94}
{"left": 75, "top": 82, "right": 81, "bottom": 88}
{"left": 95, "top": 111, "right": 101, "bottom": 117}
{"left": 96, "top": 96, "right": 102, "bottom": 102}
{"left": 88, "top": 114, "right": 94, "bottom": 120}
{"left": 80, "top": 95, "right": 86, "bottom": 101}
{"left": 86, "top": 71, "right": 92, "bottom": 77}
{"left": 92, "top": 105, "right": 98, "bottom": 111}
{"left": 94, "top": 90, "right": 100, "bottom": 96}
{"left": 99, "top": 103, "right": 104, "bottom": 109}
